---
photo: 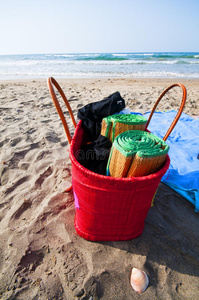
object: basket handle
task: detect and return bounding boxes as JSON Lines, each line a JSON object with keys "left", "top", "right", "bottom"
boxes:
{"left": 145, "top": 83, "right": 187, "bottom": 141}
{"left": 47, "top": 77, "right": 76, "bottom": 144}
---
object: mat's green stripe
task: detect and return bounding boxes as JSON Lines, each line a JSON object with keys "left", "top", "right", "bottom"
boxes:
{"left": 106, "top": 146, "right": 113, "bottom": 175}
{"left": 106, "top": 130, "right": 169, "bottom": 175}
{"left": 103, "top": 114, "right": 147, "bottom": 142}
{"left": 111, "top": 114, "right": 147, "bottom": 125}
{"left": 113, "top": 130, "right": 169, "bottom": 158}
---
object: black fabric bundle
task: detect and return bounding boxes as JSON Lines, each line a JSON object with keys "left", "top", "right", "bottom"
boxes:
{"left": 78, "top": 91, "right": 125, "bottom": 141}
{"left": 79, "top": 135, "right": 112, "bottom": 175}
{"left": 77, "top": 91, "right": 125, "bottom": 175}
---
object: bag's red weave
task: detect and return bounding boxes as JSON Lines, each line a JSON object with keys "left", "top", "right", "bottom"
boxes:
{"left": 70, "top": 120, "right": 170, "bottom": 241}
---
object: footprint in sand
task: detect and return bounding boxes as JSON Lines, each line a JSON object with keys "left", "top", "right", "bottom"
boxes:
{"left": 9, "top": 199, "right": 32, "bottom": 222}
{"left": 35, "top": 166, "right": 53, "bottom": 188}
{"left": 5, "top": 176, "right": 30, "bottom": 195}
{"left": 9, "top": 137, "right": 22, "bottom": 147}
{"left": 9, "top": 245, "right": 50, "bottom": 291}
{"left": 45, "top": 132, "right": 60, "bottom": 143}
{"left": 60, "top": 246, "right": 88, "bottom": 296}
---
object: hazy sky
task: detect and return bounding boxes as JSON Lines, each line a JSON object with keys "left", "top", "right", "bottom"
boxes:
{"left": 0, "top": 0, "right": 199, "bottom": 55}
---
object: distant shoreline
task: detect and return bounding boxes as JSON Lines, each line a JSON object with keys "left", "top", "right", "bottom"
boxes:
{"left": 1, "top": 77, "right": 199, "bottom": 84}
{"left": 0, "top": 77, "right": 199, "bottom": 83}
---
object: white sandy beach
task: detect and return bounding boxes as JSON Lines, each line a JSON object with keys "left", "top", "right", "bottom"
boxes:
{"left": 0, "top": 78, "right": 199, "bottom": 299}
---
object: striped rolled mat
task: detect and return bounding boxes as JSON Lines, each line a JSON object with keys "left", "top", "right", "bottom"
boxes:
{"left": 107, "top": 130, "right": 169, "bottom": 178}
{"left": 101, "top": 114, "right": 147, "bottom": 142}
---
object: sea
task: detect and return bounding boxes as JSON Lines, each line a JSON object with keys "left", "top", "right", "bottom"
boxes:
{"left": 0, "top": 52, "right": 199, "bottom": 80}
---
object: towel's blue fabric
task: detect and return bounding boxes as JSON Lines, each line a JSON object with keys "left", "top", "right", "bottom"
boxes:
{"left": 142, "top": 111, "right": 199, "bottom": 212}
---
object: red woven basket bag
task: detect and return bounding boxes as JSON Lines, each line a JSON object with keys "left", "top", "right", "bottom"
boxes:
{"left": 48, "top": 78, "right": 186, "bottom": 241}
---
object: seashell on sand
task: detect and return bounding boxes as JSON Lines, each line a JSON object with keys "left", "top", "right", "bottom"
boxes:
{"left": 130, "top": 267, "right": 149, "bottom": 293}
{"left": 62, "top": 180, "right": 73, "bottom": 192}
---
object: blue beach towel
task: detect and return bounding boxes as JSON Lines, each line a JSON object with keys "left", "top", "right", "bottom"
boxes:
{"left": 143, "top": 111, "right": 199, "bottom": 212}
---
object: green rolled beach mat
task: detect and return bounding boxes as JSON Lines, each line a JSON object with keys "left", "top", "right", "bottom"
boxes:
{"left": 107, "top": 130, "right": 169, "bottom": 178}
{"left": 101, "top": 114, "right": 147, "bottom": 142}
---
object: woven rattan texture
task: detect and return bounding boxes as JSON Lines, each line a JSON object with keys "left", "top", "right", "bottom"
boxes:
{"left": 127, "top": 153, "right": 168, "bottom": 177}
{"left": 101, "top": 119, "right": 146, "bottom": 142}
{"left": 109, "top": 147, "right": 133, "bottom": 178}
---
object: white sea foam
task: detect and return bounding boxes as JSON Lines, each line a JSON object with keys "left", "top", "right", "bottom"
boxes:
{"left": 133, "top": 53, "right": 154, "bottom": 56}
{"left": 1, "top": 68, "right": 199, "bottom": 80}
{"left": 112, "top": 53, "right": 129, "bottom": 56}
{"left": 52, "top": 54, "right": 76, "bottom": 57}
{"left": 0, "top": 52, "right": 198, "bottom": 79}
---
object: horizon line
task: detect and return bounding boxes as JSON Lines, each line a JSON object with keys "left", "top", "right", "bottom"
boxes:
{"left": 0, "top": 51, "right": 199, "bottom": 56}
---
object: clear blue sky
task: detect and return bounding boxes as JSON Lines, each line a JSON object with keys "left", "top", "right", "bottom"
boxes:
{"left": 0, "top": 0, "right": 199, "bottom": 55}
